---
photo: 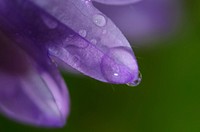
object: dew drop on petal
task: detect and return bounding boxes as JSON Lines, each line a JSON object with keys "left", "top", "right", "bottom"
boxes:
{"left": 101, "top": 47, "right": 138, "bottom": 84}
{"left": 78, "top": 29, "right": 87, "bottom": 38}
{"left": 93, "top": 14, "right": 106, "bottom": 27}
{"left": 84, "top": 0, "right": 91, "bottom": 4}
{"left": 126, "top": 72, "right": 142, "bottom": 87}
{"left": 90, "top": 39, "right": 97, "bottom": 44}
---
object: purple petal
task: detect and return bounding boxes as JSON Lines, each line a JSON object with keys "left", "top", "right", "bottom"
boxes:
{"left": 28, "top": 0, "right": 140, "bottom": 84}
{"left": 0, "top": 0, "right": 140, "bottom": 85}
{"left": 92, "top": 0, "right": 141, "bottom": 5}
{"left": 0, "top": 32, "right": 70, "bottom": 127}
{"left": 94, "top": 0, "right": 181, "bottom": 43}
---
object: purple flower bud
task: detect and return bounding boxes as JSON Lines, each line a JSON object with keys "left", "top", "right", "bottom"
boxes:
{"left": 0, "top": 0, "right": 141, "bottom": 127}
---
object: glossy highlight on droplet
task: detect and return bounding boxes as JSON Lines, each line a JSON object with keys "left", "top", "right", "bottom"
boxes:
{"left": 93, "top": 14, "right": 107, "bottom": 27}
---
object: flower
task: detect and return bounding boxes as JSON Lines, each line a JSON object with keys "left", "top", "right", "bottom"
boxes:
{"left": 0, "top": 0, "right": 141, "bottom": 127}
{"left": 94, "top": 0, "right": 181, "bottom": 44}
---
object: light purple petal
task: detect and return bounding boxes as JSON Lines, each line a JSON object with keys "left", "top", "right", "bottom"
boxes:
{"left": 0, "top": 32, "right": 70, "bottom": 127}
{"left": 28, "top": 0, "right": 140, "bottom": 84}
{"left": 92, "top": 0, "right": 141, "bottom": 5}
{"left": 94, "top": 0, "right": 181, "bottom": 43}
{"left": 0, "top": 0, "right": 141, "bottom": 85}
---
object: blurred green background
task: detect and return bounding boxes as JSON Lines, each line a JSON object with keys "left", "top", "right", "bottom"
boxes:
{"left": 0, "top": 0, "right": 200, "bottom": 132}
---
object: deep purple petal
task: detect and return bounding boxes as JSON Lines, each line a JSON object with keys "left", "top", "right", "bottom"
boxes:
{"left": 0, "top": 32, "right": 70, "bottom": 127}
{"left": 92, "top": 0, "right": 141, "bottom": 5}
{"left": 94, "top": 0, "right": 181, "bottom": 43}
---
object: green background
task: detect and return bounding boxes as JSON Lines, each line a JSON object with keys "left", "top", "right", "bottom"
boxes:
{"left": 0, "top": 0, "right": 200, "bottom": 131}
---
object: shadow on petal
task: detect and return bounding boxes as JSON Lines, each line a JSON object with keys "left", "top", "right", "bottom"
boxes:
{"left": 0, "top": 32, "right": 70, "bottom": 127}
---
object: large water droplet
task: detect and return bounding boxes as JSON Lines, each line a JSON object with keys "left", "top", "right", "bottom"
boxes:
{"left": 126, "top": 72, "right": 142, "bottom": 87}
{"left": 101, "top": 47, "right": 138, "bottom": 84}
{"left": 93, "top": 14, "right": 106, "bottom": 27}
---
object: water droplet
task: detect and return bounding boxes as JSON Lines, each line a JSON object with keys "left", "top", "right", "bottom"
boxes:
{"left": 127, "top": 72, "right": 142, "bottom": 87}
{"left": 78, "top": 29, "right": 87, "bottom": 37}
{"left": 93, "top": 14, "right": 106, "bottom": 27}
{"left": 90, "top": 39, "right": 97, "bottom": 44}
{"left": 84, "top": 0, "right": 91, "bottom": 4}
{"left": 101, "top": 47, "right": 138, "bottom": 84}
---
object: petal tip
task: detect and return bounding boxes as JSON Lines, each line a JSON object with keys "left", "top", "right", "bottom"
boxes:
{"left": 101, "top": 46, "right": 140, "bottom": 84}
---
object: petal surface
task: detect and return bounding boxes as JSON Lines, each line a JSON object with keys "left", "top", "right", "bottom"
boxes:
{"left": 0, "top": 0, "right": 140, "bottom": 85}
{"left": 31, "top": 0, "right": 140, "bottom": 84}
{"left": 0, "top": 32, "right": 70, "bottom": 127}
{"left": 92, "top": 0, "right": 141, "bottom": 5}
{"left": 94, "top": 0, "right": 181, "bottom": 43}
